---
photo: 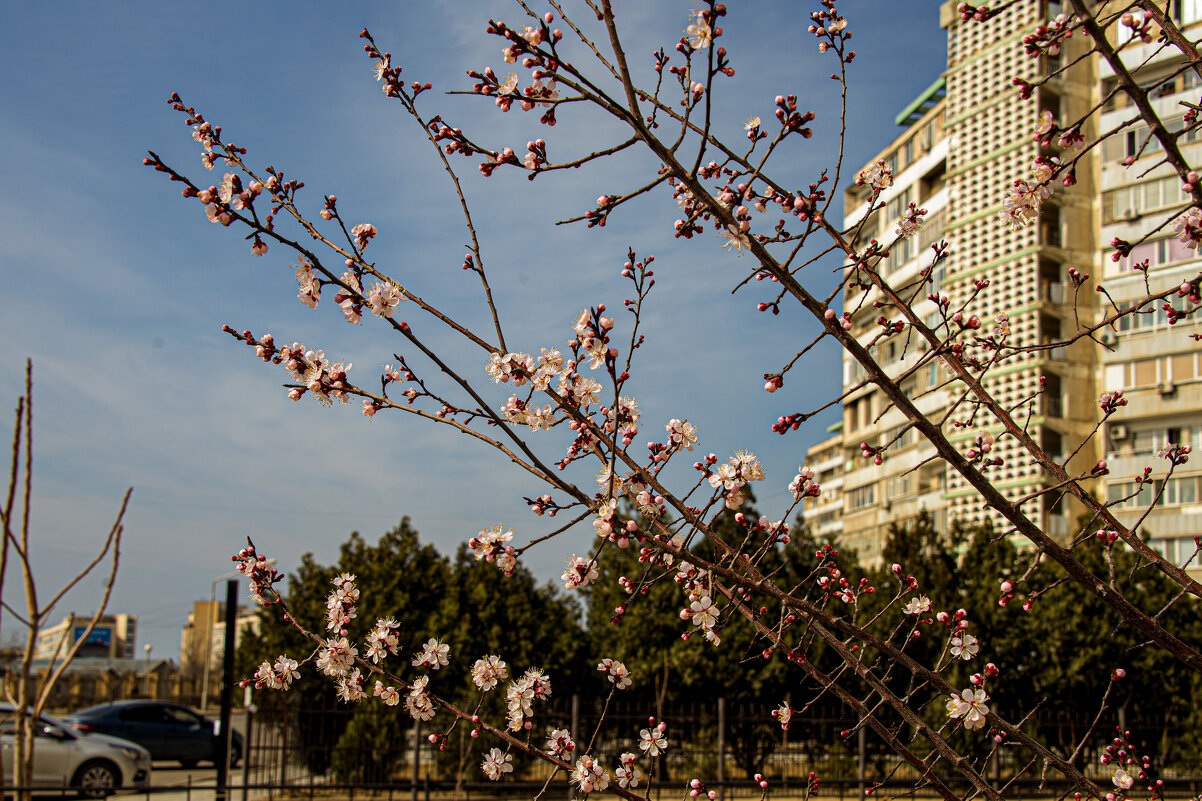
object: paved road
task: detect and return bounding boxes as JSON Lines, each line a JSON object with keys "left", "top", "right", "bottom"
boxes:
{"left": 123, "top": 762, "right": 259, "bottom": 801}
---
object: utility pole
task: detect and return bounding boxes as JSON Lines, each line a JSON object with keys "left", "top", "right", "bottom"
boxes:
{"left": 215, "top": 580, "right": 237, "bottom": 801}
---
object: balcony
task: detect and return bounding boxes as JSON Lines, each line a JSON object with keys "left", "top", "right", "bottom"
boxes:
{"left": 1041, "top": 394, "right": 1065, "bottom": 418}
{"left": 1039, "top": 339, "right": 1068, "bottom": 362}
{"left": 1039, "top": 281, "right": 1066, "bottom": 305}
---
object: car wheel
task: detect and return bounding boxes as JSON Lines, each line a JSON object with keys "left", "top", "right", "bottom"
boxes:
{"left": 180, "top": 759, "right": 199, "bottom": 769}
{"left": 73, "top": 760, "right": 120, "bottom": 799}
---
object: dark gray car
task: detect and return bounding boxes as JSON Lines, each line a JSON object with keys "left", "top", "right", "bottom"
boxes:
{"left": 63, "top": 702, "right": 241, "bottom": 768}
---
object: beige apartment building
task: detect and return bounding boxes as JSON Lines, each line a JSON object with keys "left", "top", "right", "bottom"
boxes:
{"left": 179, "top": 600, "right": 259, "bottom": 674}
{"left": 806, "top": 1, "right": 1202, "bottom": 577}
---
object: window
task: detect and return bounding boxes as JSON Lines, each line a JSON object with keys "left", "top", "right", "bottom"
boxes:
{"left": 163, "top": 707, "right": 203, "bottom": 728}
{"left": 1103, "top": 176, "right": 1193, "bottom": 223}
{"left": 848, "top": 484, "right": 877, "bottom": 510}
{"left": 1108, "top": 477, "right": 1200, "bottom": 508}
{"left": 886, "top": 187, "right": 913, "bottom": 227}
{"left": 120, "top": 706, "right": 168, "bottom": 723}
{"left": 885, "top": 236, "right": 913, "bottom": 274}
{"left": 1150, "top": 536, "right": 1201, "bottom": 568}
{"left": 883, "top": 423, "right": 915, "bottom": 448}
{"left": 885, "top": 473, "right": 913, "bottom": 499}
{"left": 1106, "top": 235, "right": 1200, "bottom": 276}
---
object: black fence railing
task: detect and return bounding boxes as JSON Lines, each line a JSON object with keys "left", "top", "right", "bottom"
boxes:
{"left": 222, "top": 698, "right": 1202, "bottom": 799}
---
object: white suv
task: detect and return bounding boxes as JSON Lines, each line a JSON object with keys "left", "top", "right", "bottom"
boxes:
{"left": 0, "top": 705, "right": 151, "bottom": 797}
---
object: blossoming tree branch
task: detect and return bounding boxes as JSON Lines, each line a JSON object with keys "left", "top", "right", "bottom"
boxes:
{"left": 146, "top": 1, "right": 1202, "bottom": 798}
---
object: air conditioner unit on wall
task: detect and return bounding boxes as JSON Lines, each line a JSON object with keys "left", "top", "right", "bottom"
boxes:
{"left": 1119, "top": 208, "right": 1140, "bottom": 222}
{"left": 1111, "top": 424, "right": 1129, "bottom": 440}
{"left": 1099, "top": 331, "right": 1117, "bottom": 346}
{"left": 1158, "top": 381, "right": 1177, "bottom": 396}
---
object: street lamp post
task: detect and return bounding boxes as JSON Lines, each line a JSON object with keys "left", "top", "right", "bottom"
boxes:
{"left": 143, "top": 643, "right": 152, "bottom": 697}
{"left": 201, "top": 570, "right": 240, "bottom": 712}
{"left": 200, "top": 561, "right": 273, "bottom": 711}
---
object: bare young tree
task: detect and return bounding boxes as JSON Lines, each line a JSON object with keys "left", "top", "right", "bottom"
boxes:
{"left": 0, "top": 361, "right": 130, "bottom": 800}
{"left": 147, "top": 2, "right": 1202, "bottom": 798}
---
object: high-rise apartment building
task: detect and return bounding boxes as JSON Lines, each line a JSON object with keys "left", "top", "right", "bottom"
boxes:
{"left": 179, "top": 600, "right": 259, "bottom": 673}
{"left": 1097, "top": 13, "right": 1202, "bottom": 574}
{"left": 805, "top": 1, "right": 1202, "bottom": 578}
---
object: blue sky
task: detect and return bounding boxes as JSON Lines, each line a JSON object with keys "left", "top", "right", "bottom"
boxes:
{"left": 0, "top": 2, "right": 947, "bottom": 661}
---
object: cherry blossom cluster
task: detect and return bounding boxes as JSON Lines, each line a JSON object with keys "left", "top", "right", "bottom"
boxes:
{"left": 816, "top": 559, "right": 867, "bottom": 606}
{"left": 601, "top": 395, "right": 641, "bottom": 447}
{"left": 1173, "top": 206, "right": 1202, "bottom": 249}
{"left": 372, "top": 679, "right": 400, "bottom": 706}
{"left": 688, "top": 778, "right": 722, "bottom": 801}
{"left": 470, "top": 655, "right": 508, "bottom": 691}
{"left": 949, "top": 632, "right": 980, "bottom": 660}
{"left": 1101, "top": 727, "right": 1160, "bottom": 801}
{"left": 480, "top": 748, "right": 513, "bottom": 781}
{"left": 465, "top": 17, "right": 563, "bottom": 132}
{"left": 1155, "top": 441, "right": 1192, "bottom": 466}
{"left": 224, "top": 328, "right": 357, "bottom": 406}
{"left": 808, "top": 2, "right": 852, "bottom": 56}
{"left": 316, "top": 637, "right": 358, "bottom": 678}
{"left": 505, "top": 667, "right": 552, "bottom": 731}
{"left": 325, "top": 573, "right": 359, "bottom": 633}
{"left": 965, "top": 430, "right": 1002, "bottom": 466}
{"left": 597, "top": 658, "right": 632, "bottom": 689}
{"left": 683, "top": 587, "right": 721, "bottom": 645}
{"left": 412, "top": 637, "right": 450, "bottom": 670}
{"left": 405, "top": 675, "right": 436, "bottom": 721}
{"left": 955, "top": 3, "right": 993, "bottom": 22}
{"left": 364, "top": 618, "right": 400, "bottom": 664}
{"left": 571, "top": 755, "right": 610, "bottom": 794}
{"left": 904, "top": 594, "right": 932, "bottom": 616}
{"left": 945, "top": 686, "right": 990, "bottom": 730}
{"left": 638, "top": 718, "right": 668, "bottom": 757}
{"left": 468, "top": 524, "right": 517, "bottom": 574}
{"left": 544, "top": 727, "right": 574, "bottom": 758}
{"left": 1033, "top": 109, "right": 1084, "bottom": 152}
{"left": 665, "top": 418, "right": 699, "bottom": 452}
{"left": 232, "top": 541, "right": 283, "bottom": 605}
{"left": 705, "top": 450, "right": 765, "bottom": 509}
{"left": 894, "top": 202, "right": 927, "bottom": 238}
{"left": 684, "top": 8, "right": 714, "bottom": 50}
{"left": 771, "top": 700, "right": 793, "bottom": 731}
{"left": 859, "top": 439, "right": 885, "bottom": 466}
{"left": 561, "top": 554, "right": 599, "bottom": 590}
{"left": 999, "top": 155, "right": 1063, "bottom": 229}
{"left": 615, "top": 753, "right": 643, "bottom": 789}
{"left": 1097, "top": 390, "right": 1128, "bottom": 414}
{"left": 1119, "top": 11, "right": 1155, "bottom": 45}
{"left": 1021, "top": 13, "right": 1075, "bottom": 58}
{"left": 251, "top": 656, "right": 300, "bottom": 690}
{"left": 787, "top": 465, "right": 821, "bottom": 501}
{"left": 855, "top": 159, "right": 893, "bottom": 191}
{"left": 991, "top": 311, "right": 1011, "bottom": 340}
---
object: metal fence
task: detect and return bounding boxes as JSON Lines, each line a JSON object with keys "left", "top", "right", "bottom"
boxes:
{"left": 223, "top": 698, "right": 1202, "bottom": 800}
